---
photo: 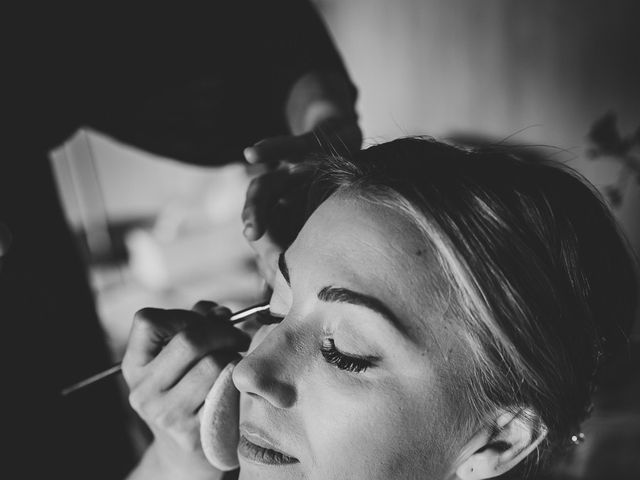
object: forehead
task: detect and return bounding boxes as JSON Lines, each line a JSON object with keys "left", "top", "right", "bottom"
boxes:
{"left": 288, "top": 191, "right": 452, "bottom": 345}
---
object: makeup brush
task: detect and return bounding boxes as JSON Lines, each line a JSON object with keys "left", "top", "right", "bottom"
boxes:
{"left": 61, "top": 302, "right": 269, "bottom": 396}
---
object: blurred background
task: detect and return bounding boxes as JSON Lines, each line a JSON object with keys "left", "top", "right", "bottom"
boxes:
{"left": 49, "top": 0, "right": 639, "bottom": 477}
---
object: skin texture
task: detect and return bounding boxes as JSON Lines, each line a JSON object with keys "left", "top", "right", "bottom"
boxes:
{"left": 123, "top": 302, "right": 248, "bottom": 480}
{"left": 233, "top": 191, "right": 473, "bottom": 480}
{"left": 122, "top": 69, "right": 360, "bottom": 480}
{"left": 241, "top": 72, "right": 362, "bottom": 285}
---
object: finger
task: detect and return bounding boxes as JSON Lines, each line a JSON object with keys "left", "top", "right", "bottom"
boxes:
{"left": 146, "top": 315, "right": 249, "bottom": 390}
{"left": 247, "top": 232, "right": 282, "bottom": 287}
{"left": 243, "top": 134, "right": 315, "bottom": 165}
{"left": 157, "top": 356, "right": 220, "bottom": 419}
{"left": 242, "top": 167, "right": 314, "bottom": 241}
{"left": 242, "top": 169, "right": 293, "bottom": 240}
{"left": 191, "top": 300, "right": 218, "bottom": 316}
{"left": 171, "top": 352, "right": 240, "bottom": 414}
{"left": 123, "top": 308, "right": 196, "bottom": 374}
{"left": 205, "top": 305, "right": 233, "bottom": 322}
{"left": 192, "top": 302, "right": 232, "bottom": 323}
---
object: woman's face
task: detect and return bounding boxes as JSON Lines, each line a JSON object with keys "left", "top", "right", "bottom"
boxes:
{"left": 233, "top": 192, "right": 472, "bottom": 480}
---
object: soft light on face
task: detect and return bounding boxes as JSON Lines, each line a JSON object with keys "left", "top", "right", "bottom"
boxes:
{"left": 233, "top": 191, "right": 473, "bottom": 480}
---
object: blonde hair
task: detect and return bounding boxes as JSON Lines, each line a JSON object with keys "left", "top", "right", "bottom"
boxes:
{"left": 307, "top": 137, "right": 638, "bottom": 474}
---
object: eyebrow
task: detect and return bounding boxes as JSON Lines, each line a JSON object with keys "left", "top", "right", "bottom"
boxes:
{"left": 278, "top": 253, "right": 407, "bottom": 336}
{"left": 318, "top": 286, "right": 407, "bottom": 335}
{"left": 278, "top": 252, "right": 291, "bottom": 285}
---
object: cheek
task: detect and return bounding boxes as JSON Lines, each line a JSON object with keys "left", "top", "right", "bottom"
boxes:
{"left": 300, "top": 370, "right": 453, "bottom": 480}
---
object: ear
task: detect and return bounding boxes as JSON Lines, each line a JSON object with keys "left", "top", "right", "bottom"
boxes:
{"left": 452, "top": 409, "right": 547, "bottom": 480}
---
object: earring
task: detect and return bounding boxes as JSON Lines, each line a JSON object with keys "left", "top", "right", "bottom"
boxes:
{"left": 570, "top": 432, "right": 585, "bottom": 445}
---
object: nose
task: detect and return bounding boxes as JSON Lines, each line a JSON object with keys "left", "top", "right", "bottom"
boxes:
{"left": 232, "top": 323, "right": 297, "bottom": 409}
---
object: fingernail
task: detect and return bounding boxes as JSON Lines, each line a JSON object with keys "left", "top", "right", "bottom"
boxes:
{"left": 244, "top": 147, "right": 258, "bottom": 164}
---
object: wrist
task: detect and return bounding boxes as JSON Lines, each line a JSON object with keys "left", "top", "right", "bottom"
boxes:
{"left": 129, "top": 440, "right": 224, "bottom": 480}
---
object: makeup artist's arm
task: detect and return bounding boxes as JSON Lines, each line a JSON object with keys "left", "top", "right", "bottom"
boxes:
{"left": 242, "top": 70, "right": 361, "bottom": 285}
{"left": 122, "top": 302, "right": 249, "bottom": 480}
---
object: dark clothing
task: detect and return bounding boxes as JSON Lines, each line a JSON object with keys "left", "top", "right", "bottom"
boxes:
{"left": 2, "top": 2, "right": 355, "bottom": 478}
{"left": 223, "top": 468, "right": 240, "bottom": 480}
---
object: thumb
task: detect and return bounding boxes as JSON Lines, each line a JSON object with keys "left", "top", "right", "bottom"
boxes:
{"left": 123, "top": 308, "right": 198, "bottom": 371}
{"left": 247, "top": 232, "right": 282, "bottom": 287}
{"left": 244, "top": 133, "right": 316, "bottom": 165}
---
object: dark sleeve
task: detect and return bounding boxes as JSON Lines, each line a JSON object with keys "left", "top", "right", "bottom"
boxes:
{"left": 222, "top": 468, "right": 240, "bottom": 480}
{"left": 84, "top": 0, "right": 357, "bottom": 167}
{"left": 262, "top": 0, "right": 358, "bottom": 107}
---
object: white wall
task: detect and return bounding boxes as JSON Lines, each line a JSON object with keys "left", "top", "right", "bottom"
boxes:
{"left": 316, "top": 0, "right": 640, "bottom": 329}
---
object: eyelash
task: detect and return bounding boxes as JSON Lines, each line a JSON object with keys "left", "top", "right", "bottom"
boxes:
{"left": 256, "top": 311, "right": 373, "bottom": 374}
{"left": 321, "top": 338, "right": 371, "bottom": 374}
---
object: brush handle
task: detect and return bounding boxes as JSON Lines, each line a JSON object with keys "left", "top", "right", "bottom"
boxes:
{"left": 60, "top": 302, "right": 269, "bottom": 396}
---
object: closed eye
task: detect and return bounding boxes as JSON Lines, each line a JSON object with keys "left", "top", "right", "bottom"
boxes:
{"left": 320, "top": 338, "right": 374, "bottom": 374}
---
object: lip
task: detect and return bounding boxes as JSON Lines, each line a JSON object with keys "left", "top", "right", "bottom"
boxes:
{"left": 238, "top": 424, "right": 299, "bottom": 466}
